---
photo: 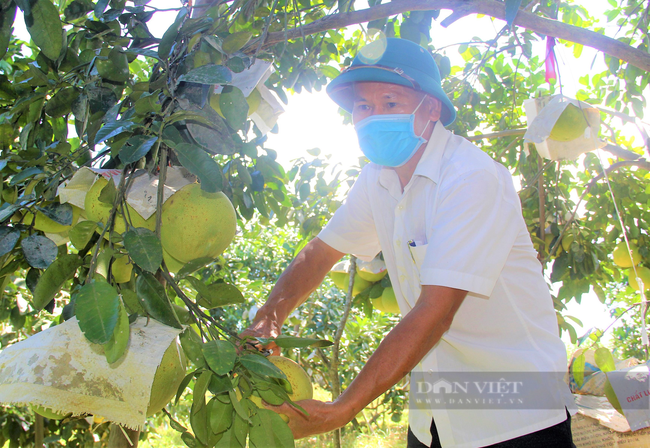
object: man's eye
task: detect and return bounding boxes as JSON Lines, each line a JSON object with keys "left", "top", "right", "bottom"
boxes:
{"left": 386, "top": 102, "right": 398, "bottom": 108}
{"left": 355, "top": 104, "right": 370, "bottom": 111}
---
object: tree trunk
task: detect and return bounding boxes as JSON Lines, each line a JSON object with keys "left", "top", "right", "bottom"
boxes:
{"left": 107, "top": 424, "right": 140, "bottom": 448}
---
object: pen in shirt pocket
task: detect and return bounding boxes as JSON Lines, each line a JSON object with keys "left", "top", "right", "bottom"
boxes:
{"left": 408, "top": 240, "right": 416, "bottom": 247}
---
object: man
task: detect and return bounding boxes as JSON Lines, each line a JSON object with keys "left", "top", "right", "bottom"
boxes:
{"left": 244, "top": 38, "right": 576, "bottom": 447}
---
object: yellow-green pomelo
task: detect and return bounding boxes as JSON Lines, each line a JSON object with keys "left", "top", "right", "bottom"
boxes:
{"left": 31, "top": 405, "right": 67, "bottom": 420}
{"left": 549, "top": 104, "right": 590, "bottom": 142}
{"left": 613, "top": 242, "right": 642, "bottom": 268}
{"left": 147, "top": 339, "right": 187, "bottom": 416}
{"left": 330, "top": 272, "right": 372, "bottom": 295}
{"left": 112, "top": 256, "right": 133, "bottom": 283}
{"left": 84, "top": 177, "right": 155, "bottom": 235}
{"left": 373, "top": 287, "right": 400, "bottom": 314}
{"left": 250, "top": 356, "right": 313, "bottom": 422}
{"left": 356, "top": 266, "right": 387, "bottom": 283}
{"left": 163, "top": 248, "right": 185, "bottom": 274}
{"left": 561, "top": 233, "right": 575, "bottom": 252}
{"left": 246, "top": 88, "right": 262, "bottom": 116}
{"left": 628, "top": 266, "right": 650, "bottom": 292}
{"left": 23, "top": 204, "right": 82, "bottom": 234}
{"left": 160, "top": 184, "right": 237, "bottom": 263}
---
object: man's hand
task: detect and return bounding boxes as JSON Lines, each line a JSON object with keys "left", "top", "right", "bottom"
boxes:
{"left": 266, "top": 399, "right": 351, "bottom": 439}
{"left": 238, "top": 316, "right": 282, "bottom": 355}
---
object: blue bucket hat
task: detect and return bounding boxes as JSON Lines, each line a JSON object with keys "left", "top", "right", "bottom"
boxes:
{"left": 326, "top": 38, "right": 456, "bottom": 126}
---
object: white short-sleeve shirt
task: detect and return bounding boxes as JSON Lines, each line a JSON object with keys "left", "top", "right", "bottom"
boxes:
{"left": 318, "top": 122, "right": 575, "bottom": 447}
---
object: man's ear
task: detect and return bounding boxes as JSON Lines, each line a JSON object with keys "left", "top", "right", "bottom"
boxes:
{"left": 426, "top": 96, "right": 442, "bottom": 122}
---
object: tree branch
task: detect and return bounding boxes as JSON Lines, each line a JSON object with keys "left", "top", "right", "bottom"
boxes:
{"left": 245, "top": 0, "right": 650, "bottom": 72}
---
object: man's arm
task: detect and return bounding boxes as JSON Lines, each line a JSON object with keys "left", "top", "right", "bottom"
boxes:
{"left": 241, "top": 237, "right": 345, "bottom": 349}
{"left": 274, "top": 284, "right": 467, "bottom": 438}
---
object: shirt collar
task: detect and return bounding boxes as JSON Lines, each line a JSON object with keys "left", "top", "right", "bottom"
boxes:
{"left": 377, "top": 121, "right": 452, "bottom": 197}
{"left": 412, "top": 121, "right": 451, "bottom": 183}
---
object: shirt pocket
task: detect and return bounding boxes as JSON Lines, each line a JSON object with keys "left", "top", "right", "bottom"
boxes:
{"left": 408, "top": 243, "right": 429, "bottom": 271}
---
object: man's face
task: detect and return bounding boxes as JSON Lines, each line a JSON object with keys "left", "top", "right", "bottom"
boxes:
{"left": 351, "top": 82, "right": 442, "bottom": 137}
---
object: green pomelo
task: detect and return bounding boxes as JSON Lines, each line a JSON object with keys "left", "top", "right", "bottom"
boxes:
{"left": 163, "top": 248, "right": 185, "bottom": 274}
{"left": 84, "top": 177, "right": 155, "bottom": 236}
{"left": 613, "top": 242, "right": 642, "bottom": 268}
{"left": 561, "top": 233, "right": 575, "bottom": 252}
{"left": 373, "top": 286, "right": 400, "bottom": 314}
{"left": 549, "top": 104, "right": 590, "bottom": 142}
{"left": 356, "top": 266, "right": 387, "bottom": 283}
{"left": 31, "top": 404, "right": 67, "bottom": 420}
{"left": 628, "top": 266, "right": 650, "bottom": 292}
{"left": 330, "top": 271, "right": 372, "bottom": 295}
{"left": 147, "top": 339, "right": 187, "bottom": 416}
{"left": 250, "top": 356, "right": 313, "bottom": 422}
{"left": 112, "top": 255, "right": 133, "bottom": 284}
{"left": 160, "top": 183, "right": 237, "bottom": 263}
{"left": 96, "top": 48, "right": 130, "bottom": 83}
{"left": 24, "top": 204, "right": 82, "bottom": 234}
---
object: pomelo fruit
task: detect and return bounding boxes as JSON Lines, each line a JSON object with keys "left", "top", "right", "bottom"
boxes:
{"left": 356, "top": 266, "right": 387, "bottom": 283}
{"left": 549, "top": 104, "right": 590, "bottom": 142}
{"left": 250, "top": 356, "right": 313, "bottom": 422}
{"left": 561, "top": 232, "right": 575, "bottom": 252}
{"left": 112, "top": 255, "right": 133, "bottom": 284}
{"left": 330, "top": 271, "right": 372, "bottom": 295}
{"left": 372, "top": 286, "right": 400, "bottom": 314}
{"left": 147, "top": 338, "right": 187, "bottom": 416}
{"left": 84, "top": 177, "right": 155, "bottom": 236}
{"left": 613, "top": 241, "right": 642, "bottom": 268}
{"left": 163, "top": 248, "right": 185, "bottom": 274}
{"left": 160, "top": 183, "right": 237, "bottom": 263}
{"left": 628, "top": 266, "right": 650, "bottom": 292}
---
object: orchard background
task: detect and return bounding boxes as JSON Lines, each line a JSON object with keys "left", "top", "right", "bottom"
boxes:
{"left": 0, "top": 0, "right": 649, "bottom": 446}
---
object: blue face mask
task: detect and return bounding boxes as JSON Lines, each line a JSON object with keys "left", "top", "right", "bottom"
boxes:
{"left": 354, "top": 97, "right": 431, "bottom": 167}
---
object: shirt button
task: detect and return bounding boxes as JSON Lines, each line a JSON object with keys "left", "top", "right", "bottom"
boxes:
{"left": 400, "top": 275, "right": 406, "bottom": 282}
{"left": 395, "top": 240, "right": 401, "bottom": 247}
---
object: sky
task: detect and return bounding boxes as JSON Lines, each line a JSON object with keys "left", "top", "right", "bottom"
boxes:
{"left": 12, "top": 1, "right": 637, "bottom": 346}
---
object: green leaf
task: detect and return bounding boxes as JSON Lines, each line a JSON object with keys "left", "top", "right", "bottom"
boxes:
{"left": 594, "top": 347, "right": 617, "bottom": 373}
{"left": 202, "top": 340, "right": 236, "bottom": 375}
{"left": 69, "top": 221, "right": 97, "bottom": 250}
{"left": 272, "top": 335, "right": 333, "bottom": 349}
{"left": 572, "top": 352, "right": 586, "bottom": 389}
{"left": 175, "top": 257, "right": 213, "bottom": 278}
{"left": 180, "top": 329, "right": 206, "bottom": 369}
{"left": 32, "top": 254, "right": 81, "bottom": 310}
{"left": 0, "top": 203, "right": 21, "bottom": 224}
{"left": 179, "top": 103, "right": 236, "bottom": 155}
{"left": 95, "top": 120, "right": 136, "bottom": 144}
{"left": 9, "top": 167, "right": 43, "bottom": 186}
{"left": 0, "top": 227, "right": 20, "bottom": 257}
{"left": 219, "top": 86, "right": 247, "bottom": 131}
{"left": 505, "top": 0, "right": 523, "bottom": 28}
{"left": 239, "top": 354, "right": 285, "bottom": 379}
{"left": 104, "top": 300, "right": 130, "bottom": 364}
{"left": 75, "top": 281, "right": 120, "bottom": 344}
{"left": 249, "top": 409, "right": 295, "bottom": 448}
{"left": 124, "top": 228, "right": 162, "bottom": 273}
{"left": 208, "top": 397, "right": 233, "bottom": 434}
{"left": 186, "top": 277, "right": 244, "bottom": 308}
{"left": 0, "top": 4, "right": 17, "bottom": 61}
{"left": 175, "top": 371, "right": 196, "bottom": 405}
{"left": 35, "top": 202, "right": 73, "bottom": 226}
{"left": 222, "top": 32, "right": 252, "bottom": 54}
{"left": 119, "top": 135, "right": 157, "bottom": 165}
{"left": 25, "top": 0, "right": 63, "bottom": 60}
{"left": 191, "top": 370, "right": 212, "bottom": 445}
{"left": 121, "top": 288, "right": 143, "bottom": 314}
{"left": 45, "top": 88, "right": 80, "bottom": 118}
{"left": 228, "top": 389, "right": 251, "bottom": 425}
{"left": 158, "top": 7, "right": 187, "bottom": 59}
{"left": 178, "top": 65, "right": 232, "bottom": 85}
{"left": 136, "top": 271, "right": 182, "bottom": 328}
{"left": 21, "top": 234, "right": 57, "bottom": 269}
{"left": 171, "top": 143, "right": 223, "bottom": 193}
